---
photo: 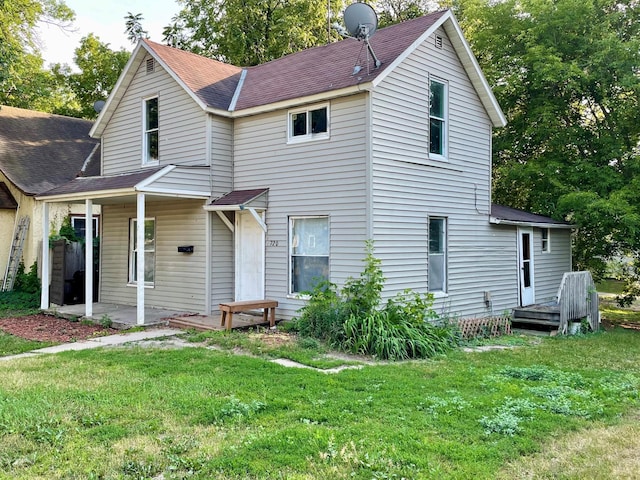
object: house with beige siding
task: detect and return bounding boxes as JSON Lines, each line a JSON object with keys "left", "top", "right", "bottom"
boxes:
{"left": 37, "top": 9, "right": 573, "bottom": 324}
{"left": 0, "top": 106, "right": 100, "bottom": 290}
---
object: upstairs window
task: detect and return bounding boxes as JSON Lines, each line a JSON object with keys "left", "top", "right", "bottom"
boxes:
{"left": 429, "top": 79, "right": 447, "bottom": 158}
{"left": 143, "top": 96, "right": 159, "bottom": 164}
{"left": 288, "top": 104, "right": 329, "bottom": 143}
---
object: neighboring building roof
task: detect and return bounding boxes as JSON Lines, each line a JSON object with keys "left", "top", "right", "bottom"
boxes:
{"left": 490, "top": 204, "right": 572, "bottom": 228}
{"left": 0, "top": 181, "right": 18, "bottom": 209}
{"left": 0, "top": 106, "right": 99, "bottom": 195}
{"left": 92, "top": 9, "right": 505, "bottom": 137}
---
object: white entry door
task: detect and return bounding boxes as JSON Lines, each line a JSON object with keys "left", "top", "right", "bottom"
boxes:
{"left": 235, "top": 211, "right": 265, "bottom": 301}
{"left": 517, "top": 227, "right": 535, "bottom": 306}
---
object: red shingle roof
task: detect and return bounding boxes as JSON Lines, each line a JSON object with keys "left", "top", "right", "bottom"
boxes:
{"left": 143, "top": 40, "right": 243, "bottom": 111}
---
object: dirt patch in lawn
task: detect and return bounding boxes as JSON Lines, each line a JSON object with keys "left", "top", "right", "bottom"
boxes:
{"left": 0, "top": 314, "right": 118, "bottom": 343}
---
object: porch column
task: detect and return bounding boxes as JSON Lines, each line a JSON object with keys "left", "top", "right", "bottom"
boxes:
{"left": 85, "top": 199, "right": 93, "bottom": 317}
{"left": 40, "top": 202, "right": 50, "bottom": 309}
{"left": 205, "top": 210, "right": 212, "bottom": 314}
{"left": 136, "top": 193, "right": 145, "bottom": 325}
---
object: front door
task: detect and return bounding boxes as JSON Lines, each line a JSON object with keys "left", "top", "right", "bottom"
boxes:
{"left": 518, "top": 227, "right": 535, "bottom": 306}
{"left": 235, "top": 211, "right": 265, "bottom": 301}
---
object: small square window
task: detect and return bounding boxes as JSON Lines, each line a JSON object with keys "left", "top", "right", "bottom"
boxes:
{"left": 288, "top": 104, "right": 329, "bottom": 142}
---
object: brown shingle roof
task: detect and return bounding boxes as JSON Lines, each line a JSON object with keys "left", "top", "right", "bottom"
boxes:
{"left": 42, "top": 167, "right": 165, "bottom": 197}
{"left": 208, "top": 188, "right": 269, "bottom": 206}
{"left": 235, "top": 11, "right": 447, "bottom": 110}
{"left": 0, "top": 181, "right": 18, "bottom": 209}
{"left": 0, "top": 106, "right": 99, "bottom": 195}
{"left": 143, "top": 40, "right": 243, "bottom": 111}
{"left": 142, "top": 11, "right": 446, "bottom": 113}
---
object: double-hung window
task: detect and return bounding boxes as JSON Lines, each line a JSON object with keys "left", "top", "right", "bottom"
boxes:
{"left": 129, "top": 218, "right": 156, "bottom": 285}
{"left": 429, "top": 79, "right": 447, "bottom": 158}
{"left": 143, "top": 96, "right": 159, "bottom": 164}
{"left": 289, "top": 216, "right": 329, "bottom": 294}
{"left": 288, "top": 104, "right": 329, "bottom": 143}
{"left": 428, "top": 217, "right": 447, "bottom": 293}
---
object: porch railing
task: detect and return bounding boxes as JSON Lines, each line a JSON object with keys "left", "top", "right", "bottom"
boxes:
{"left": 556, "top": 271, "right": 599, "bottom": 334}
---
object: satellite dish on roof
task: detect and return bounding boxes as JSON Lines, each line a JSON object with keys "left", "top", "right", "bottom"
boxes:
{"left": 344, "top": 2, "right": 378, "bottom": 40}
{"left": 93, "top": 100, "right": 106, "bottom": 113}
{"left": 337, "top": 2, "right": 381, "bottom": 72}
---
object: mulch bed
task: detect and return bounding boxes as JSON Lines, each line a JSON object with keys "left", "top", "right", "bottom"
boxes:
{"left": 0, "top": 314, "right": 118, "bottom": 343}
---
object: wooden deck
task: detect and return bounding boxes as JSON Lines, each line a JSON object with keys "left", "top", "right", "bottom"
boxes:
{"left": 168, "top": 312, "right": 277, "bottom": 332}
{"left": 512, "top": 303, "right": 560, "bottom": 331}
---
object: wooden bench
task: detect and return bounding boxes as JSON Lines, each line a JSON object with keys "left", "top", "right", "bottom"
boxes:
{"left": 219, "top": 299, "right": 278, "bottom": 331}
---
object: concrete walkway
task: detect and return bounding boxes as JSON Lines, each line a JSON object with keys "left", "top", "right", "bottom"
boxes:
{"left": 0, "top": 328, "right": 183, "bottom": 362}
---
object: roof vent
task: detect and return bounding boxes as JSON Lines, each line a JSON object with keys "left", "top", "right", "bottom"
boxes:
{"left": 435, "top": 35, "right": 443, "bottom": 49}
{"left": 146, "top": 58, "right": 155, "bottom": 74}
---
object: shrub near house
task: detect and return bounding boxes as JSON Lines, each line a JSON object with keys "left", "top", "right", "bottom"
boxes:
{"left": 294, "top": 242, "right": 460, "bottom": 360}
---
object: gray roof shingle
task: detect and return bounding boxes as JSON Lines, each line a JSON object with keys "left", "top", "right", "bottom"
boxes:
{"left": 491, "top": 204, "right": 570, "bottom": 226}
{"left": 0, "top": 106, "right": 99, "bottom": 195}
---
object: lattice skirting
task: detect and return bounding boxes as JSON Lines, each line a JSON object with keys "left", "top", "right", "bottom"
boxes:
{"left": 456, "top": 316, "right": 512, "bottom": 339}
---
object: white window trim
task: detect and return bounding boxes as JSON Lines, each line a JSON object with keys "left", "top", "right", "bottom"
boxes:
{"left": 428, "top": 216, "right": 447, "bottom": 294}
{"left": 287, "top": 103, "right": 330, "bottom": 144}
{"left": 541, "top": 228, "right": 551, "bottom": 253}
{"left": 428, "top": 77, "right": 448, "bottom": 162}
{"left": 288, "top": 215, "right": 330, "bottom": 295}
{"left": 128, "top": 217, "right": 156, "bottom": 287}
{"left": 142, "top": 95, "right": 159, "bottom": 166}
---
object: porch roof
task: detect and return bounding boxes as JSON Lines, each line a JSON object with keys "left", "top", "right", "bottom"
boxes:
{"left": 490, "top": 204, "right": 573, "bottom": 229}
{"left": 204, "top": 188, "right": 269, "bottom": 211}
{"left": 36, "top": 165, "right": 211, "bottom": 203}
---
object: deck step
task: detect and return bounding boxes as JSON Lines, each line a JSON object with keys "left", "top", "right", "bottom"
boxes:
{"left": 511, "top": 317, "right": 559, "bottom": 327}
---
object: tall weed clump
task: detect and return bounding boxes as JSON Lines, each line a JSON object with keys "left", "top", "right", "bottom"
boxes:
{"left": 294, "top": 241, "right": 460, "bottom": 359}
{"left": 0, "top": 262, "right": 41, "bottom": 313}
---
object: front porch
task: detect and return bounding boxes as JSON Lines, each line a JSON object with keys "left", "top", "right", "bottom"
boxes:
{"left": 50, "top": 303, "right": 276, "bottom": 331}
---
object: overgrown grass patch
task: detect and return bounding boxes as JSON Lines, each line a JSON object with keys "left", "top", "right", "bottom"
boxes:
{"left": 0, "top": 329, "right": 638, "bottom": 478}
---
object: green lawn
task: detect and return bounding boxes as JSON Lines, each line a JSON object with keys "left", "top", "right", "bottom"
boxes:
{"left": 0, "top": 328, "right": 638, "bottom": 479}
{"left": 0, "top": 330, "right": 56, "bottom": 356}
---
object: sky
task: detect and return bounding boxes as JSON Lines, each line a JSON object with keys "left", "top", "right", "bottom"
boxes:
{"left": 37, "top": 0, "right": 181, "bottom": 67}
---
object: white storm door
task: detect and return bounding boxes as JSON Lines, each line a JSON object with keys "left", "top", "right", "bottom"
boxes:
{"left": 518, "top": 227, "right": 535, "bottom": 306}
{"left": 235, "top": 211, "right": 265, "bottom": 301}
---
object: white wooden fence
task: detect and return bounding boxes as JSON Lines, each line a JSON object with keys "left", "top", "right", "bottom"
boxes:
{"left": 556, "top": 271, "right": 599, "bottom": 334}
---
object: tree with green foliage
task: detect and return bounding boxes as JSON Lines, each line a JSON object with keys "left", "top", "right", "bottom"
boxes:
{"left": 451, "top": 0, "right": 640, "bottom": 291}
{"left": 0, "top": 0, "right": 74, "bottom": 108}
{"left": 124, "top": 12, "right": 149, "bottom": 44}
{"left": 163, "top": 0, "right": 346, "bottom": 66}
{"left": 57, "top": 34, "right": 130, "bottom": 119}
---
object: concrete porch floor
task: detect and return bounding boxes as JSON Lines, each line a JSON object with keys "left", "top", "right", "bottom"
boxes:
{"left": 48, "top": 303, "right": 276, "bottom": 331}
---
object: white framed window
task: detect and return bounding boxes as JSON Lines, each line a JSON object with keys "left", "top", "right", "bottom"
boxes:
{"left": 142, "top": 96, "right": 159, "bottom": 165}
{"left": 129, "top": 218, "right": 156, "bottom": 285}
{"left": 429, "top": 78, "right": 447, "bottom": 159}
{"left": 289, "top": 216, "right": 329, "bottom": 294}
{"left": 71, "top": 215, "right": 99, "bottom": 238}
{"left": 428, "top": 217, "right": 447, "bottom": 293}
{"left": 541, "top": 228, "right": 550, "bottom": 253}
{"left": 287, "top": 104, "right": 329, "bottom": 143}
